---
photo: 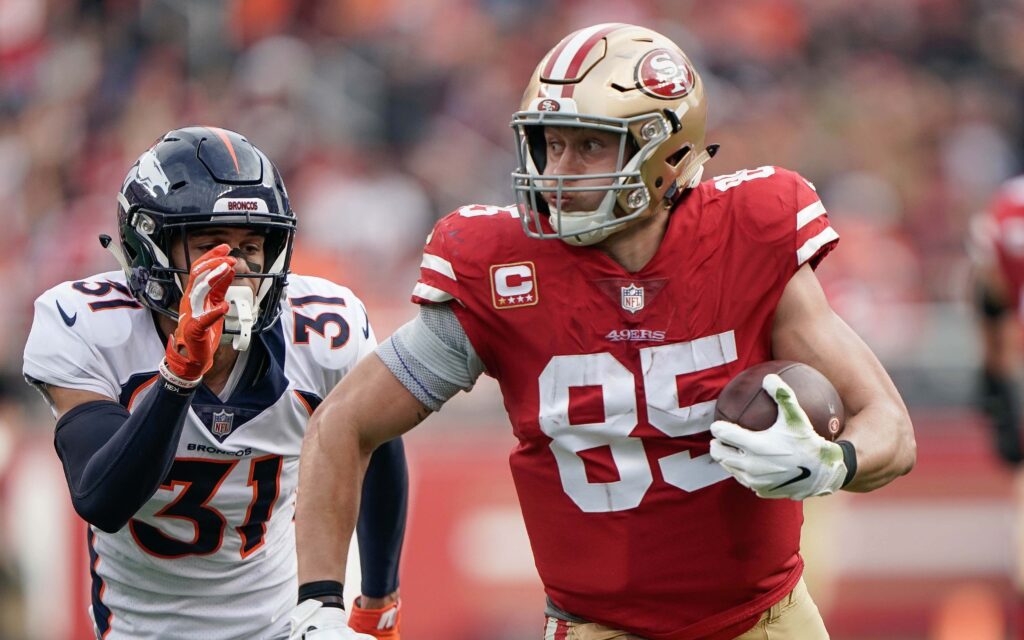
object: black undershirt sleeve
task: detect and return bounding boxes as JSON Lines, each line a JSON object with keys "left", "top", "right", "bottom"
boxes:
{"left": 54, "top": 379, "right": 195, "bottom": 533}
{"left": 356, "top": 437, "right": 408, "bottom": 597}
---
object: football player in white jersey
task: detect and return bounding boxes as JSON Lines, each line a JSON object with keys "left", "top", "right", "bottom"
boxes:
{"left": 23, "top": 127, "right": 406, "bottom": 640}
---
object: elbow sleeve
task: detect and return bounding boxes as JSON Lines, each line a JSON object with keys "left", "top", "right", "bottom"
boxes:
{"left": 375, "top": 304, "right": 485, "bottom": 411}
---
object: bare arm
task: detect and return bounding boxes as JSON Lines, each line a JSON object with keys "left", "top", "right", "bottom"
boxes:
{"left": 296, "top": 353, "right": 431, "bottom": 584}
{"left": 772, "top": 263, "right": 916, "bottom": 492}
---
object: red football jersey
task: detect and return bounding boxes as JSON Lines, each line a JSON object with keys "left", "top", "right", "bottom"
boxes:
{"left": 983, "top": 176, "right": 1024, "bottom": 313}
{"left": 412, "top": 166, "right": 838, "bottom": 640}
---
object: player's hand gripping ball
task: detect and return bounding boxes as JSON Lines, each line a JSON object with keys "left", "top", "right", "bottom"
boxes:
{"left": 710, "top": 362, "right": 848, "bottom": 500}
{"left": 714, "top": 360, "right": 844, "bottom": 439}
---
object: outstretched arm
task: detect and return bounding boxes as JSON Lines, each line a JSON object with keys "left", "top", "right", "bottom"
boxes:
{"left": 292, "top": 303, "right": 482, "bottom": 638}
{"left": 297, "top": 354, "right": 430, "bottom": 586}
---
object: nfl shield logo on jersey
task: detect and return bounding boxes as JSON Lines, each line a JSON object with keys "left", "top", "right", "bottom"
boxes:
{"left": 621, "top": 284, "right": 645, "bottom": 314}
{"left": 211, "top": 409, "right": 234, "bottom": 436}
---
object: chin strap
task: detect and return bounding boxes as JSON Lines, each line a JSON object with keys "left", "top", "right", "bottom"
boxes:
{"left": 560, "top": 145, "right": 719, "bottom": 247}
{"left": 555, "top": 143, "right": 720, "bottom": 248}
{"left": 677, "top": 144, "right": 719, "bottom": 191}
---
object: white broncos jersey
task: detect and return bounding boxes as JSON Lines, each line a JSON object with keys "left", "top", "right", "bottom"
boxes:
{"left": 23, "top": 271, "right": 376, "bottom": 640}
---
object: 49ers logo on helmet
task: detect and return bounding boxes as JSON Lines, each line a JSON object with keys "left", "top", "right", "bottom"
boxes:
{"left": 537, "top": 98, "right": 561, "bottom": 112}
{"left": 635, "top": 48, "right": 694, "bottom": 100}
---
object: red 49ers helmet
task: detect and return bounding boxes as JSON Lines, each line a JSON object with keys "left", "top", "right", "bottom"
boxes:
{"left": 511, "top": 24, "right": 714, "bottom": 246}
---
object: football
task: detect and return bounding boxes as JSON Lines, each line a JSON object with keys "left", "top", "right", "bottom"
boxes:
{"left": 714, "top": 360, "right": 845, "bottom": 440}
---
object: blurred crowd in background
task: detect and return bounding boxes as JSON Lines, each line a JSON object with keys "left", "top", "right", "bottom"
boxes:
{"left": 2, "top": 0, "right": 1024, "bottom": 638}
{"left": 3, "top": 0, "right": 1024, "bottom": 378}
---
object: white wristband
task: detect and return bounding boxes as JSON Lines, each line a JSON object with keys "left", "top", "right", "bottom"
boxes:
{"left": 158, "top": 358, "right": 202, "bottom": 390}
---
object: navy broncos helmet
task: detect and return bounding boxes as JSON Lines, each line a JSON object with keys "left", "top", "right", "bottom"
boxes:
{"left": 114, "top": 126, "right": 296, "bottom": 335}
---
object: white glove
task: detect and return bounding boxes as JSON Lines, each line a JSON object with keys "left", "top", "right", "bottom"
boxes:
{"left": 288, "top": 600, "right": 376, "bottom": 640}
{"left": 709, "top": 373, "right": 847, "bottom": 500}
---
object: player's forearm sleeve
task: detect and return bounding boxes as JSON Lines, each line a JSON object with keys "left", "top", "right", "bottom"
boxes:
{"left": 356, "top": 437, "right": 408, "bottom": 597}
{"left": 53, "top": 379, "right": 195, "bottom": 533}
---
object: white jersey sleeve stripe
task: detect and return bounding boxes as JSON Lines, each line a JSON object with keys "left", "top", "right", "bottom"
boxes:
{"left": 796, "top": 201, "right": 827, "bottom": 230}
{"left": 796, "top": 226, "right": 840, "bottom": 266}
{"left": 412, "top": 282, "right": 454, "bottom": 303}
{"left": 421, "top": 253, "right": 457, "bottom": 281}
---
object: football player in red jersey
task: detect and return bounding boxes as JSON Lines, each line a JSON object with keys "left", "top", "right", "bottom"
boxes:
{"left": 289, "top": 24, "right": 916, "bottom": 640}
{"left": 970, "top": 177, "right": 1024, "bottom": 635}
{"left": 972, "top": 177, "right": 1024, "bottom": 465}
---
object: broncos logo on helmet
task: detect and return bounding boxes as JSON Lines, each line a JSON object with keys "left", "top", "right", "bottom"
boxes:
{"left": 123, "top": 149, "right": 173, "bottom": 198}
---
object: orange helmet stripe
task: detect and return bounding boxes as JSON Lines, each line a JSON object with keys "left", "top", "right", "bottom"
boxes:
{"left": 205, "top": 126, "right": 241, "bottom": 172}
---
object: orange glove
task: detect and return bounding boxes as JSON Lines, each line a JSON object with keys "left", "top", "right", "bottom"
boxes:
{"left": 348, "top": 597, "right": 401, "bottom": 640}
{"left": 162, "top": 244, "right": 236, "bottom": 383}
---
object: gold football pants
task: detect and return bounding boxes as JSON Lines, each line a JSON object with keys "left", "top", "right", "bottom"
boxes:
{"left": 542, "top": 578, "right": 829, "bottom": 640}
